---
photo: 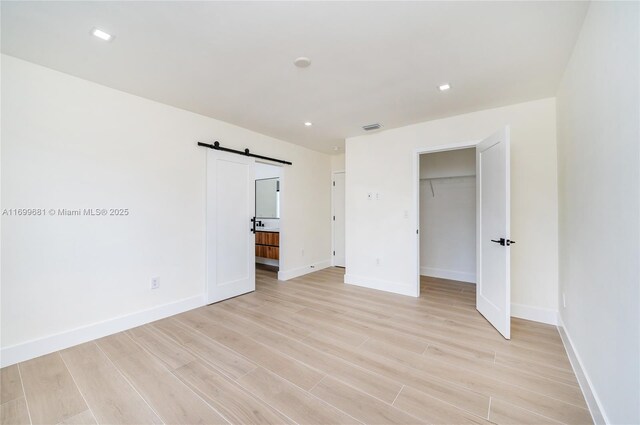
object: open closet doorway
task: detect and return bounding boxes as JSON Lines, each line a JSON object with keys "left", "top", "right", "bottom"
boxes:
{"left": 419, "top": 148, "right": 477, "bottom": 284}
{"left": 415, "top": 127, "right": 512, "bottom": 339}
{"left": 254, "top": 162, "right": 283, "bottom": 273}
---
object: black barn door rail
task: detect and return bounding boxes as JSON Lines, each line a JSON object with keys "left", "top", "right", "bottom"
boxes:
{"left": 197, "top": 141, "right": 292, "bottom": 165}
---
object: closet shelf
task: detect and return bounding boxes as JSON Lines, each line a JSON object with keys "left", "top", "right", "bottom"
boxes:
{"left": 420, "top": 174, "right": 475, "bottom": 197}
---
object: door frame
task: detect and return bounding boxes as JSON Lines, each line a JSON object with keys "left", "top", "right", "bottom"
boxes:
{"left": 254, "top": 160, "right": 286, "bottom": 274}
{"left": 331, "top": 170, "right": 345, "bottom": 267}
{"left": 412, "top": 140, "right": 479, "bottom": 296}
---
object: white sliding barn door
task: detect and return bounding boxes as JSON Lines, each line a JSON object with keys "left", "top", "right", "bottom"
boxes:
{"left": 476, "top": 127, "right": 512, "bottom": 339}
{"left": 206, "top": 149, "right": 255, "bottom": 304}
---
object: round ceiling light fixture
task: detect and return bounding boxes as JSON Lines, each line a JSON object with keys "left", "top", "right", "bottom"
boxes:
{"left": 294, "top": 57, "right": 311, "bottom": 68}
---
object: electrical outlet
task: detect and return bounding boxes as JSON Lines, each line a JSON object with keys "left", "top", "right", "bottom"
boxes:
{"left": 562, "top": 293, "right": 566, "bottom": 308}
{"left": 151, "top": 277, "right": 160, "bottom": 290}
{"left": 376, "top": 258, "right": 380, "bottom": 265}
{"left": 301, "top": 249, "right": 305, "bottom": 257}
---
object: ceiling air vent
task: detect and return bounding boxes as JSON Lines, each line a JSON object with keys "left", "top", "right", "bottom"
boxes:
{"left": 362, "top": 123, "right": 382, "bottom": 131}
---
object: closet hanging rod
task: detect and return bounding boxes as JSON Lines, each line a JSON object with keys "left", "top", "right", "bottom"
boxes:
{"left": 419, "top": 174, "right": 475, "bottom": 181}
{"left": 197, "top": 141, "right": 292, "bottom": 165}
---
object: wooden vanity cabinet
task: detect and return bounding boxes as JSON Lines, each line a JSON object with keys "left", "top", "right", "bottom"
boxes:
{"left": 255, "top": 231, "right": 279, "bottom": 260}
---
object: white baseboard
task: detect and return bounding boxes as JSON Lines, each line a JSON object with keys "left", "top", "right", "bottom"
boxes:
{"left": 420, "top": 267, "right": 475, "bottom": 283}
{"left": 0, "top": 295, "right": 205, "bottom": 367}
{"left": 557, "top": 315, "right": 607, "bottom": 425}
{"left": 511, "top": 303, "right": 558, "bottom": 325}
{"left": 344, "top": 273, "right": 419, "bottom": 297}
{"left": 278, "top": 260, "right": 331, "bottom": 281}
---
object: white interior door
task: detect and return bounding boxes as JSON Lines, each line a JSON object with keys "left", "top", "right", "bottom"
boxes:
{"left": 333, "top": 172, "right": 346, "bottom": 267}
{"left": 206, "top": 149, "right": 255, "bottom": 304}
{"left": 476, "top": 127, "right": 512, "bottom": 339}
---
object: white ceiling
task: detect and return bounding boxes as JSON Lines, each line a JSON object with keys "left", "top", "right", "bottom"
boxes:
{"left": 1, "top": 1, "right": 588, "bottom": 154}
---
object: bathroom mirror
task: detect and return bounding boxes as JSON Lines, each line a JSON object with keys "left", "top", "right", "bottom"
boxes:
{"left": 255, "top": 178, "right": 279, "bottom": 218}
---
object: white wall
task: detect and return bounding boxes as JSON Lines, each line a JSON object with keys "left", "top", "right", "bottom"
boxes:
{"left": 556, "top": 2, "right": 640, "bottom": 424}
{"left": 345, "top": 98, "right": 559, "bottom": 323}
{"left": 255, "top": 162, "right": 282, "bottom": 180}
{"left": 0, "top": 55, "right": 332, "bottom": 364}
{"left": 331, "top": 153, "right": 345, "bottom": 172}
{"left": 420, "top": 149, "right": 476, "bottom": 283}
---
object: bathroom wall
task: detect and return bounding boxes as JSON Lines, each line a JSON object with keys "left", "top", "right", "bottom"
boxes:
{"left": 255, "top": 162, "right": 281, "bottom": 230}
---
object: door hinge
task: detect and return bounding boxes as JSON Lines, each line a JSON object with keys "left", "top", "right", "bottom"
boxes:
{"left": 416, "top": 229, "right": 419, "bottom": 234}
{"left": 333, "top": 181, "right": 335, "bottom": 186}
{"left": 333, "top": 215, "right": 335, "bottom": 221}
{"left": 333, "top": 251, "right": 335, "bottom": 255}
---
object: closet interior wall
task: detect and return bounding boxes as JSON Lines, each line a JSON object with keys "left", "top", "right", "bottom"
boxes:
{"left": 419, "top": 148, "right": 476, "bottom": 283}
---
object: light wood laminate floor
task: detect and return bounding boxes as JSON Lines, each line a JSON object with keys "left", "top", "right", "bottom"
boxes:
{"left": 1, "top": 267, "right": 591, "bottom": 425}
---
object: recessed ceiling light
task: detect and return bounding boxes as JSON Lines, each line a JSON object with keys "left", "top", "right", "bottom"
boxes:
{"left": 92, "top": 28, "right": 113, "bottom": 41}
{"left": 294, "top": 57, "right": 311, "bottom": 68}
{"left": 438, "top": 83, "right": 451, "bottom": 91}
{"left": 304, "top": 122, "right": 313, "bottom": 127}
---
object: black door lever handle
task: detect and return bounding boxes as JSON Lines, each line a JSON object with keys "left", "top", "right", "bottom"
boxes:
{"left": 491, "top": 238, "right": 516, "bottom": 246}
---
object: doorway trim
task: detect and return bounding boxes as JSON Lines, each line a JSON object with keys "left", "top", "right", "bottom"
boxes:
{"left": 331, "top": 170, "right": 345, "bottom": 267}
{"left": 413, "top": 140, "right": 479, "bottom": 296}
{"left": 254, "top": 160, "right": 286, "bottom": 275}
